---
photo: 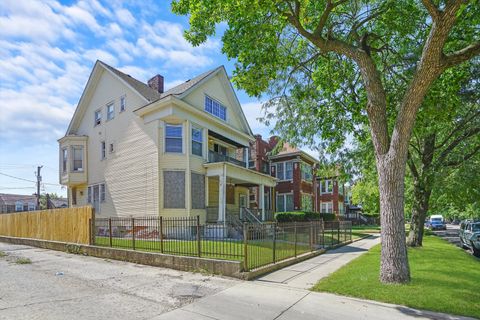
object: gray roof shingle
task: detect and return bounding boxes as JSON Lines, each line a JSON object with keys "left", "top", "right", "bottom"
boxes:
{"left": 99, "top": 61, "right": 223, "bottom": 104}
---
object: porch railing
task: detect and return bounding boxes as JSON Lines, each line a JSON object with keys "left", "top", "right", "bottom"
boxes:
{"left": 208, "top": 150, "right": 246, "bottom": 167}
{"left": 93, "top": 217, "right": 352, "bottom": 271}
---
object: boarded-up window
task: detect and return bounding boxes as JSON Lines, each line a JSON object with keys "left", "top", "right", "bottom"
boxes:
{"left": 164, "top": 171, "right": 185, "bottom": 208}
{"left": 191, "top": 172, "right": 205, "bottom": 209}
{"left": 226, "top": 185, "right": 235, "bottom": 204}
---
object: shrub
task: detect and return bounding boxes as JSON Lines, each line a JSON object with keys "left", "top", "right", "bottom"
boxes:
{"left": 274, "top": 211, "right": 337, "bottom": 222}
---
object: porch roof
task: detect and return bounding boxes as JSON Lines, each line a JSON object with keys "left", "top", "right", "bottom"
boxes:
{"left": 204, "top": 162, "right": 277, "bottom": 187}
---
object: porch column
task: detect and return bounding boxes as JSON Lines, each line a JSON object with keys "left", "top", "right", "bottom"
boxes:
{"left": 218, "top": 165, "right": 227, "bottom": 222}
{"left": 260, "top": 183, "right": 265, "bottom": 221}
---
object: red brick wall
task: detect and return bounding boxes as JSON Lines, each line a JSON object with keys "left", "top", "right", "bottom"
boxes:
{"left": 316, "top": 178, "right": 345, "bottom": 215}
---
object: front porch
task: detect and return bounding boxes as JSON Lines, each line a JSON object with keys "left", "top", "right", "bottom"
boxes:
{"left": 204, "top": 162, "right": 277, "bottom": 223}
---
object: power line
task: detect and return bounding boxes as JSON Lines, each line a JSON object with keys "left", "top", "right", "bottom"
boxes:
{"left": 0, "top": 172, "right": 62, "bottom": 186}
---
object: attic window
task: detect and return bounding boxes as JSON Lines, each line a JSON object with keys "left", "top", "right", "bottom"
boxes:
{"left": 205, "top": 95, "right": 226, "bottom": 121}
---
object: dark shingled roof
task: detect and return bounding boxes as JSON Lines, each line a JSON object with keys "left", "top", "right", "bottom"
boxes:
{"left": 0, "top": 193, "right": 37, "bottom": 205}
{"left": 99, "top": 61, "right": 223, "bottom": 104}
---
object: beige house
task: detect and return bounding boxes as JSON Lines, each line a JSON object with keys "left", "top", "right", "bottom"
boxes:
{"left": 59, "top": 61, "right": 276, "bottom": 222}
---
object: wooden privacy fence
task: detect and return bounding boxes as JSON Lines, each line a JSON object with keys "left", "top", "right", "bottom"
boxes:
{"left": 0, "top": 206, "right": 94, "bottom": 244}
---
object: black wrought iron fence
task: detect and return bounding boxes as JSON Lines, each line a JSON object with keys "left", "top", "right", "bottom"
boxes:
{"left": 93, "top": 217, "right": 352, "bottom": 271}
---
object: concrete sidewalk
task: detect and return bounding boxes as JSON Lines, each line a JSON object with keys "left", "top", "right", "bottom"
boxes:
{"left": 156, "top": 235, "right": 473, "bottom": 320}
{"left": 256, "top": 235, "right": 381, "bottom": 289}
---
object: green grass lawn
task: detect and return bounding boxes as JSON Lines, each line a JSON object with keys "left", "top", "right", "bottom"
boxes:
{"left": 94, "top": 237, "right": 311, "bottom": 270}
{"left": 312, "top": 235, "right": 480, "bottom": 318}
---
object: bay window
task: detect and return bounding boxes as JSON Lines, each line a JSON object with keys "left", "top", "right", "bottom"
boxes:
{"left": 191, "top": 125, "right": 203, "bottom": 157}
{"left": 165, "top": 124, "right": 183, "bottom": 153}
{"left": 72, "top": 146, "right": 83, "bottom": 171}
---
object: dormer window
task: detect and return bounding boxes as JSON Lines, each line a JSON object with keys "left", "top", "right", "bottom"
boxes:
{"left": 15, "top": 201, "right": 23, "bottom": 212}
{"left": 94, "top": 109, "right": 102, "bottom": 126}
{"left": 205, "top": 96, "right": 226, "bottom": 121}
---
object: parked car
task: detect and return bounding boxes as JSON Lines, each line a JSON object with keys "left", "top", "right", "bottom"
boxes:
{"left": 428, "top": 215, "right": 447, "bottom": 230}
{"left": 459, "top": 220, "right": 480, "bottom": 257}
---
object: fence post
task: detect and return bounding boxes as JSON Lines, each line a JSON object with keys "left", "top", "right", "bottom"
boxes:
{"left": 272, "top": 222, "right": 276, "bottom": 264}
{"left": 196, "top": 215, "right": 201, "bottom": 257}
{"left": 108, "top": 218, "right": 112, "bottom": 247}
{"left": 131, "top": 217, "right": 135, "bottom": 250}
{"left": 294, "top": 221, "right": 297, "bottom": 257}
{"left": 243, "top": 222, "right": 248, "bottom": 272}
{"left": 159, "top": 216, "right": 164, "bottom": 253}
{"left": 350, "top": 222, "right": 352, "bottom": 241}
{"left": 337, "top": 222, "right": 340, "bottom": 244}
{"left": 310, "top": 221, "right": 313, "bottom": 251}
{"left": 322, "top": 220, "right": 325, "bottom": 248}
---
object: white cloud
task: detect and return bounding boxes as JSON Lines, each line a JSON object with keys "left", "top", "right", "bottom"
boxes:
{"left": 116, "top": 8, "right": 136, "bottom": 27}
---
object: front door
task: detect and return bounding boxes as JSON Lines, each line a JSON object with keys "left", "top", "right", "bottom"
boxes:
{"left": 239, "top": 194, "right": 247, "bottom": 208}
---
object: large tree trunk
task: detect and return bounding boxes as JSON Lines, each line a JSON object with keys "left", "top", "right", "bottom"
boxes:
{"left": 377, "top": 155, "right": 410, "bottom": 283}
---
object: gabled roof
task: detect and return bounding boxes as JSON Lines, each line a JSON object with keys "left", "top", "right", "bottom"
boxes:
{"left": 64, "top": 61, "right": 252, "bottom": 137}
{"left": 101, "top": 62, "right": 161, "bottom": 102}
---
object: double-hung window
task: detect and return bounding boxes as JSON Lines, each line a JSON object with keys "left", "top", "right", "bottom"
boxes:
{"left": 276, "top": 194, "right": 294, "bottom": 212}
{"left": 107, "top": 102, "right": 114, "bottom": 121}
{"left": 321, "top": 180, "right": 333, "bottom": 194}
{"left": 101, "top": 141, "right": 106, "bottom": 160}
{"left": 62, "top": 148, "right": 68, "bottom": 172}
{"left": 276, "top": 163, "right": 285, "bottom": 180}
{"left": 15, "top": 201, "right": 23, "bottom": 212}
{"left": 94, "top": 109, "right": 102, "bottom": 126}
{"left": 285, "top": 162, "right": 293, "bottom": 180}
{"left": 191, "top": 126, "right": 203, "bottom": 157}
{"left": 72, "top": 146, "right": 83, "bottom": 171}
{"left": 165, "top": 124, "right": 183, "bottom": 153}
{"left": 321, "top": 202, "right": 333, "bottom": 213}
{"left": 100, "top": 183, "right": 106, "bottom": 202}
{"left": 205, "top": 96, "right": 227, "bottom": 121}
{"left": 301, "top": 163, "right": 312, "bottom": 182}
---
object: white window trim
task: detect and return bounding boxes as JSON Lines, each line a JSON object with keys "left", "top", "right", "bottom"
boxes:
{"left": 320, "top": 201, "right": 334, "bottom": 214}
{"left": 101, "top": 141, "right": 106, "bottom": 160}
{"left": 71, "top": 145, "right": 83, "bottom": 172}
{"left": 164, "top": 123, "right": 184, "bottom": 154}
{"left": 106, "top": 101, "right": 115, "bottom": 121}
{"left": 119, "top": 95, "right": 126, "bottom": 112}
{"left": 15, "top": 201, "right": 23, "bottom": 212}
{"left": 204, "top": 94, "right": 227, "bottom": 121}
{"left": 94, "top": 109, "right": 102, "bottom": 126}
{"left": 275, "top": 161, "right": 293, "bottom": 182}
{"left": 191, "top": 124, "right": 203, "bottom": 158}
{"left": 28, "top": 202, "right": 36, "bottom": 211}
{"left": 320, "top": 179, "right": 333, "bottom": 194}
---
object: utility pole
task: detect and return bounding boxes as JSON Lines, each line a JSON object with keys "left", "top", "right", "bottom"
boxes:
{"left": 36, "top": 166, "right": 43, "bottom": 209}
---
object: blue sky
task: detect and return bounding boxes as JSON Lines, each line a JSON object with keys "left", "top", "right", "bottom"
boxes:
{"left": 0, "top": 0, "right": 300, "bottom": 197}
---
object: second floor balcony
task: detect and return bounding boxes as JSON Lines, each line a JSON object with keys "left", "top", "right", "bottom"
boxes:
{"left": 208, "top": 150, "right": 246, "bottom": 167}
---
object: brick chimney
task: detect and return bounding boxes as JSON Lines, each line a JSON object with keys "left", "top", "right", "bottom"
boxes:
{"left": 148, "top": 74, "right": 164, "bottom": 94}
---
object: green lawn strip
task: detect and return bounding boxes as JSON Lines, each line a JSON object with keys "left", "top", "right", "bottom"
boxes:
{"left": 94, "top": 237, "right": 311, "bottom": 270}
{"left": 312, "top": 235, "right": 480, "bottom": 319}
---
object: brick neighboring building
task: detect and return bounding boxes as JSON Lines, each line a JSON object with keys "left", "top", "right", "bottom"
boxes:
{"left": 249, "top": 135, "right": 318, "bottom": 213}
{"left": 316, "top": 176, "right": 345, "bottom": 215}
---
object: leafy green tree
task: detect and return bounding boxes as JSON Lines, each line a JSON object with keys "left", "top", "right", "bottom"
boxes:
{"left": 406, "top": 63, "right": 480, "bottom": 246}
{"left": 172, "top": 0, "right": 480, "bottom": 283}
